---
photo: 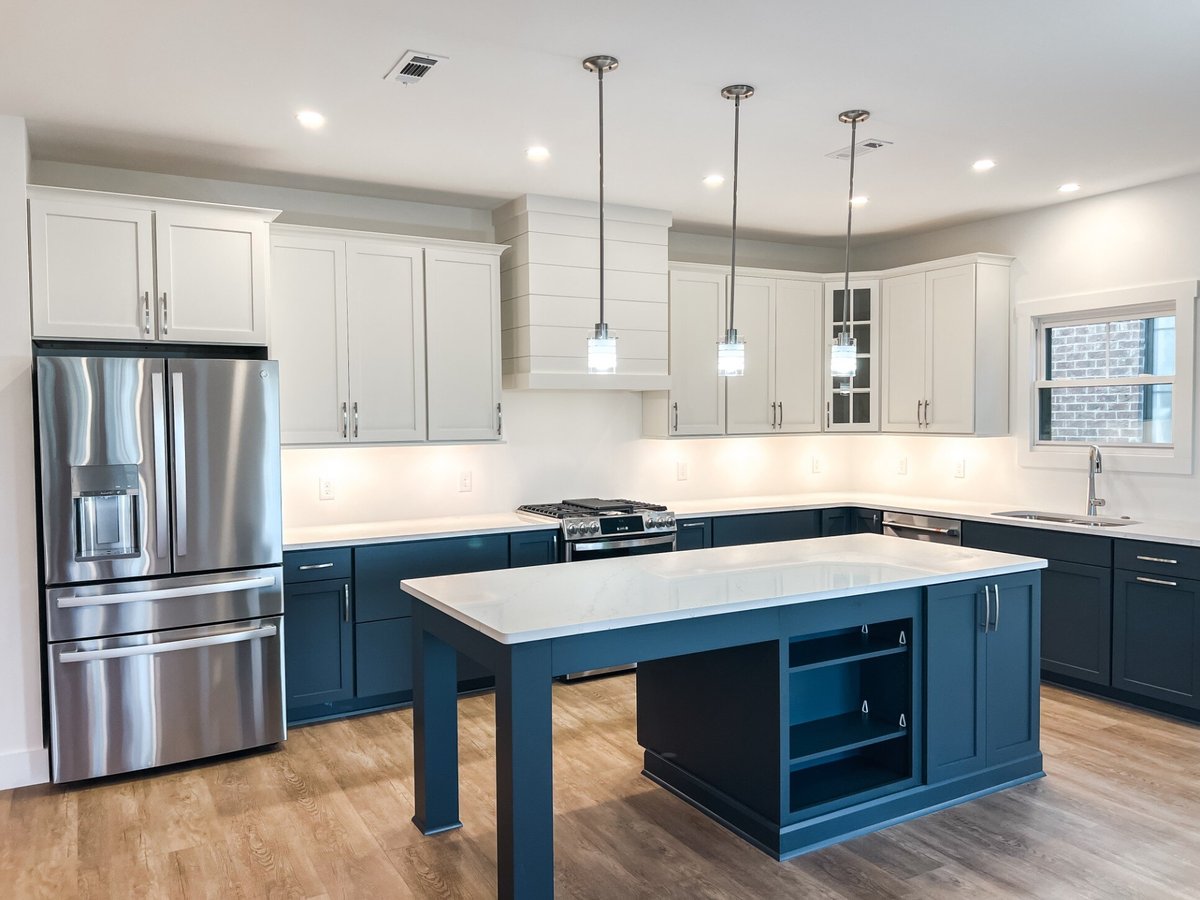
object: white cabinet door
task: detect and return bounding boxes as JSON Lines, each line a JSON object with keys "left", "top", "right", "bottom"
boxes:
{"left": 774, "top": 279, "right": 824, "bottom": 434}
{"left": 347, "top": 241, "right": 426, "bottom": 443}
{"left": 269, "top": 235, "right": 350, "bottom": 445}
{"left": 29, "top": 196, "right": 155, "bottom": 341}
{"left": 725, "top": 276, "right": 774, "bottom": 434}
{"left": 881, "top": 272, "right": 927, "bottom": 432}
{"left": 155, "top": 206, "right": 268, "bottom": 345}
{"left": 667, "top": 269, "right": 725, "bottom": 436}
{"left": 925, "top": 264, "right": 976, "bottom": 434}
{"left": 425, "top": 248, "right": 502, "bottom": 442}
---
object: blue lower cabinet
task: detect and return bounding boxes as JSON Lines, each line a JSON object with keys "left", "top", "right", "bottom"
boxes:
{"left": 925, "top": 572, "right": 1041, "bottom": 783}
{"left": 854, "top": 508, "right": 882, "bottom": 534}
{"left": 820, "top": 508, "right": 852, "bottom": 537}
{"left": 284, "top": 577, "right": 354, "bottom": 711}
{"left": 510, "top": 530, "right": 559, "bottom": 567}
{"left": 712, "top": 510, "right": 821, "bottom": 547}
{"left": 675, "top": 518, "right": 711, "bottom": 551}
{"left": 1113, "top": 570, "right": 1200, "bottom": 708}
{"left": 1040, "top": 560, "right": 1111, "bottom": 685}
{"left": 356, "top": 617, "right": 413, "bottom": 697}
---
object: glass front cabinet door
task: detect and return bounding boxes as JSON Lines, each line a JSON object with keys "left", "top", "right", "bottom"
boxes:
{"left": 824, "top": 279, "right": 880, "bottom": 431}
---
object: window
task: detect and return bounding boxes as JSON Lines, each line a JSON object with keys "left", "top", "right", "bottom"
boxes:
{"left": 1035, "top": 310, "right": 1175, "bottom": 446}
{"left": 1016, "top": 281, "right": 1196, "bottom": 475}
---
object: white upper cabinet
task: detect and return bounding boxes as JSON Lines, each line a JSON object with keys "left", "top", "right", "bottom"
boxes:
{"left": 725, "top": 276, "right": 774, "bottom": 434}
{"left": 773, "top": 278, "right": 824, "bottom": 434}
{"left": 28, "top": 187, "right": 277, "bottom": 345}
{"left": 269, "top": 226, "right": 504, "bottom": 446}
{"left": 824, "top": 280, "right": 881, "bottom": 432}
{"left": 643, "top": 267, "right": 726, "bottom": 437}
{"left": 425, "top": 246, "right": 503, "bottom": 442}
{"left": 881, "top": 257, "right": 1011, "bottom": 435}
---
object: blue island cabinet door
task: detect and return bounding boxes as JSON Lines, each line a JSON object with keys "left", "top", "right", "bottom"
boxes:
{"left": 984, "top": 577, "right": 1040, "bottom": 766}
{"left": 925, "top": 580, "right": 987, "bottom": 783}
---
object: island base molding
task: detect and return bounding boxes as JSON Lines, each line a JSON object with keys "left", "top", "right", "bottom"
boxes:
{"left": 643, "top": 751, "right": 1044, "bottom": 859}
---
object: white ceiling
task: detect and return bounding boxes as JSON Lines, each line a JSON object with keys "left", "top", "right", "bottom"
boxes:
{"left": 4, "top": 0, "right": 1200, "bottom": 244}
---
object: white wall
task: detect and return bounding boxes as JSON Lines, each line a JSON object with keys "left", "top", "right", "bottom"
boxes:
{"left": 851, "top": 172, "right": 1200, "bottom": 521}
{"left": 0, "top": 117, "right": 46, "bottom": 789}
{"left": 669, "top": 230, "right": 842, "bottom": 272}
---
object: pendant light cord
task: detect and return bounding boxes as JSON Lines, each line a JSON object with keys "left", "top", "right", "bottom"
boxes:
{"left": 729, "top": 94, "right": 741, "bottom": 336}
{"left": 841, "top": 116, "right": 859, "bottom": 336}
{"left": 597, "top": 65, "right": 606, "bottom": 328}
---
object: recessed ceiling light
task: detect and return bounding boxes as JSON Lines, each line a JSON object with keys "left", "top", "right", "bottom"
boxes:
{"left": 526, "top": 146, "right": 550, "bottom": 162}
{"left": 972, "top": 159, "right": 996, "bottom": 172}
{"left": 850, "top": 195, "right": 869, "bottom": 206}
{"left": 702, "top": 173, "right": 725, "bottom": 187}
{"left": 295, "top": 110, "right": 326, "bottom": 130}
{"left": 1058, "top": 182, "right": 1081, "bottom": 193}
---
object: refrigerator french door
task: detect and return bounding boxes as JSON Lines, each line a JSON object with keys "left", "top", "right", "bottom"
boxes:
{"left": 36, "top": 354, "right": 285, "bottom": 782}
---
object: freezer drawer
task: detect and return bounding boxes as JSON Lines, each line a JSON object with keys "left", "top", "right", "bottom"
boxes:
{"left": 48, "top": 616, "right": 285, "bottom": 782}
{"left": 45, "top": 567, "right": 283, "bottom": 642}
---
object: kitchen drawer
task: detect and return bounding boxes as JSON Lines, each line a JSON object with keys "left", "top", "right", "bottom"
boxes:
{"left": 711, "top": 510, "right": 821, "bottom": 548}
{"left": 283, "top": 548, "right": 352, "bottom": 584}
{"left": 1115, "top": 540, "right": 1200, "bottom": 579}
{"left": 961, "top": 522, "right": 1111, "bottom": 567}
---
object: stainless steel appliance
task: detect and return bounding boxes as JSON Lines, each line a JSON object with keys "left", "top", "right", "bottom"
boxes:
{"left": 36, "top": 355, "right": 285, "bottom": 782}
{"left": 517, "top": 498, "right": 677, "bottom": 562}
{"left": 517, "top": 498, "right": 676, "bottom": 679}
{"left": 882, "top": 511, "right": 962, "bottom": 546}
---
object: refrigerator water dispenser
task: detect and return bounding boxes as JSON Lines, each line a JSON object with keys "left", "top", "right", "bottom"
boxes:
{"left": 72, "top": 465, "right": 141, "bottom": 561}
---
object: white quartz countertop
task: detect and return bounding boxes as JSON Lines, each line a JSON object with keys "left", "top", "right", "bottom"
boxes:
{"left": 284, "top": 491, "right": 1200, "bottom": 551}
{"left": 401, "top": 533, "right": 1045, "bottom": 644}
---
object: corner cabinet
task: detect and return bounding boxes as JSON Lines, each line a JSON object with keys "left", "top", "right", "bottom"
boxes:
{"left": 881, "top": 256, "right": 1012, "bottom": 435}
{"left": 28, "top": 186, "right": 277, "bottom": 345}
{"left": 269, "top": 226, "right": 505, "bottom": 446}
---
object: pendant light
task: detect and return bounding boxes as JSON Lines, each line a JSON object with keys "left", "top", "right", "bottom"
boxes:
{"left": 584, "top": 55, "right": 619, "bottom": 374}
{"left": 717, "top": 84, "right": 754, "bottom": 377}
{"left": 831, "top": 109, "right": 870, "bottom": 379}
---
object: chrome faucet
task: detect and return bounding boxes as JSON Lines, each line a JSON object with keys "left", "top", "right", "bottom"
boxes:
{"left": 1086, "top": 444, "right": 1106, "bottom": 517}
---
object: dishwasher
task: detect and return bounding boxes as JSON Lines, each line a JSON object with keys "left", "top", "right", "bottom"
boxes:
{"left": 881, "top": 511, "right": 962, "bottom": 545}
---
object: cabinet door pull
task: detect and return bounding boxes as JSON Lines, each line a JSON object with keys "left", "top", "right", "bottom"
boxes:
{"left": 352, "top": 401, "right": 359, "bottom": 438}
{"left": 342, "top": 583, "right": 351, "bottom": 622}
{"left": 770, "top": 401, "right": 777, "bottom": 428}
{"left": 160, "top": 292, "right": 169, "bottom": 334}
{"left": 680, "top": 521, "right": 705, "bottom": 528}
{"left": 497, "top": 401, "right": 503, "bottom": 436}
{"left": 916, "top": 400, "right": 922, "bottom": 427}
{"left": 992, "top": 583, "right": 1001, "bottom": 631}
{"left": 826, "top": 401, "right": 831, "bottom": 429}
{"left": 778, "top": 401, "right": 783, "bottom": 428}
{"left": 142, "top": 291, "right": 152, "bottom": 336}
{"left": 1136, "top": 576, "right": 1178, "bottom": 587}
{"left": 341, "top": 402, "right": 348, "bottom": 438}
{"left": 298, "top": 562, "right": 334, "bottom": 571}
{"left": 982, "top": 584, "right": 991, "bottom": 632}
{"left": 1136, "top": 555, "right": 1177, "bottom": 565}
{"left": 672, "top": 401, "right": 679, "bottom": 433}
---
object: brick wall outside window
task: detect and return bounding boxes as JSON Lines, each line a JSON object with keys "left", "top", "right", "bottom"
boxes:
{"left": 1046, "top": 320, "right": 1149, "bottom": 443}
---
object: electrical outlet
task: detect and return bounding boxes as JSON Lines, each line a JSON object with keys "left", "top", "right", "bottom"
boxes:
{"left": 458, "top": 471, "right": 473, "bottom": 492}
{"left": 897, "top": 457, "right": 908, "bottom": 476}
{"left": 954, "top": 458, "right": 966, "bottom": 479}
{"left": 676, "top": 461, "right": 688, "bottom": 481}
{"left": 811, "top": 456, "right": 823, "bottom": 474}
{"left": 318, "top": 477, "right": 335, "bottom": 501}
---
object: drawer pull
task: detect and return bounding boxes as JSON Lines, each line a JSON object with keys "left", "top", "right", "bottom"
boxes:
{"left": 680, "top": 522, "right": 705, "bottom": 528}
{"left": 1135, "top": 555, "right": 1177, "bottom": 565}
{"left": 298, "top": 562, "right": 334, "bottom": 571}
{"left": 1136, "top": 576, "right": 1178, "bottom": 587}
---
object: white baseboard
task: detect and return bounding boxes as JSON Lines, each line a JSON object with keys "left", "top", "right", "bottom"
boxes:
{"left": 0, "top": 746, "right": 50, "bottom": 790}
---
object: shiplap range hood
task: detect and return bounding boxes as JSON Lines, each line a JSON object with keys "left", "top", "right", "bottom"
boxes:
{"left": 493, "top": 194, "right": 672, "bottom": 390}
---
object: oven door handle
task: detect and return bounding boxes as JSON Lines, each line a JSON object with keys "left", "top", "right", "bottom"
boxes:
{"left": 883, "top": 522, "right": 960, "bottom": 537}
{"left": 571, "top": 533, "right": 677, "bottom": 553}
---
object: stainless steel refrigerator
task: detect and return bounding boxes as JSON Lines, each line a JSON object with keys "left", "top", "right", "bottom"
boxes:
{"left": 36, "top": 355, "right": 285, "bottom": 783}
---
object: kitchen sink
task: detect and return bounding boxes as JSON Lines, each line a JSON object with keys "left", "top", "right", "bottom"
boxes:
{"left": 992, "top": 510, "right": 1140, "bottom": 527}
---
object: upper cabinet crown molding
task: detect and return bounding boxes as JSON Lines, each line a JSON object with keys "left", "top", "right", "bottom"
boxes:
{"left": 28, "top": 185, "right": 278, "bottom": 345}
{"left": 270, "top": 222, "right": 506, "bottom": 257}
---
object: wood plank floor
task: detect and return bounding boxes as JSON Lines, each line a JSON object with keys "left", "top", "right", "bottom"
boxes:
{"left": 3, "top": 680, "right": 1200, "bottom": 899}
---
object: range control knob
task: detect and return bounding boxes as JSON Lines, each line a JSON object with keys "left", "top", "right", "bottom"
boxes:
{"left": 566, "top": 523, "right": 579, "bottom": 536}
{"left": 589, "top": 522, "right": 600, "bottom": 534}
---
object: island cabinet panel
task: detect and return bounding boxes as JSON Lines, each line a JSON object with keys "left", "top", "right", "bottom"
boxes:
{"left": 509, "top": 530, "right": 559, "bottom": 567}
{"left": 1113, "top": 570, "right": 1200, "bottom": 709}
{"left": 711, "top": 510, "right": 821, "bottom": 547}
{"left": 675, "top": 518, "right": 712, "bottom": 551}
{"left": 925, "top": 572, "right": 1041, "bottom": 784}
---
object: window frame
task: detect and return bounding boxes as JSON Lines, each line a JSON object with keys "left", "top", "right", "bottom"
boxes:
{"left": 1016, "top": 281, "right": 1197, "bottom": 475}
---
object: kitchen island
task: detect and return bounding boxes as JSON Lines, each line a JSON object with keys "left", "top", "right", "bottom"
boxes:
{"left": 402, "top": 533, "right": 1046, "bottom": 899}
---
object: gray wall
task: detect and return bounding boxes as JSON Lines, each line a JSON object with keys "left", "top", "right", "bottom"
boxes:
{"left": 669, "top": 230, "right": 842, "bottom": 272}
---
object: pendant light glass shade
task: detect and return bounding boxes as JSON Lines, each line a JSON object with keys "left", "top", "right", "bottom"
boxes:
{"left": 831, "top": 109, "right": 869, "bottom": 379}
{"left": 583, "top": 55, "right": 619, "bottom": 374}
{"left": 718, "top": 84, "right": 754, "bottom": 377}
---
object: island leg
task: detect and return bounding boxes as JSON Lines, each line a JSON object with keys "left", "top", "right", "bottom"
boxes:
{"left": 411, "top": 606, "right": 462, "bottom": 835}
{"left": 495, "top": 641, "right": 554, "bottom": 900}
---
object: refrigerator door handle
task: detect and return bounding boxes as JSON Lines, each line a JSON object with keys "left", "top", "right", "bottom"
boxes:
{"left": 171, "top": 371, "right": 188, "bottom": 557}
{"left": 59, "top": 624, "right": 277, "bottom": 663}
{"left": 56, "top": 575, "right": 277, "bottom": 609}
{"left": 151, "top": 370, "right": 169, "bottom": 558}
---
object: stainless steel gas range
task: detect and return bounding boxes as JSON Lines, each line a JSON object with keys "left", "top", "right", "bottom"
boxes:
{"left": 517, "top": 498, "right": 677, "bottom": 562}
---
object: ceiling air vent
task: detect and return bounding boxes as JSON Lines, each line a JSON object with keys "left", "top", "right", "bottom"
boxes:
{"left": 825, "top": 138, "right": 892, "bottom": 160}
{"left": 384, "top": 51, "right": 448, "bottom": 85}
